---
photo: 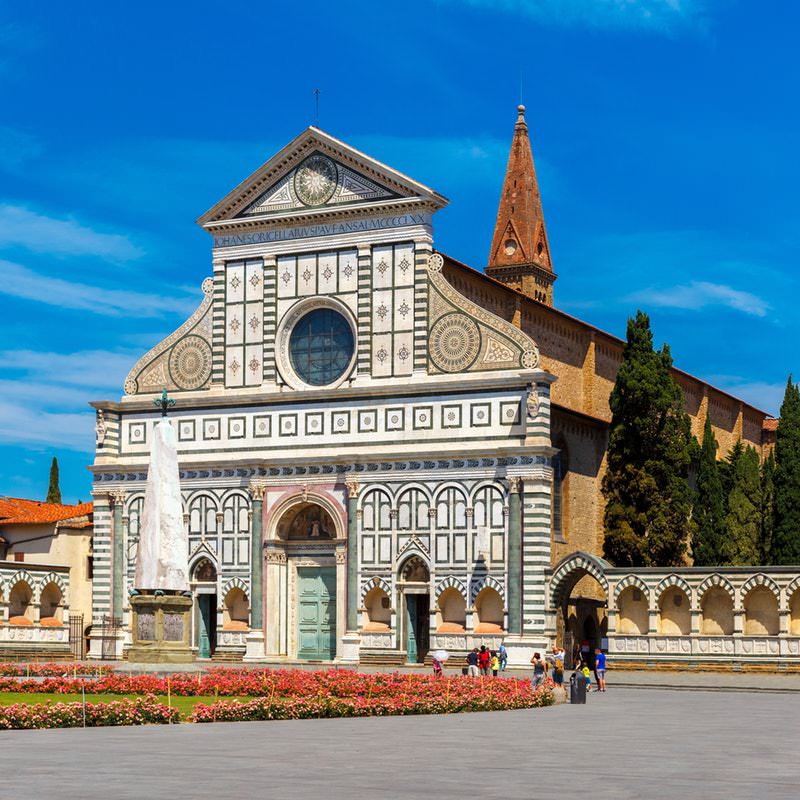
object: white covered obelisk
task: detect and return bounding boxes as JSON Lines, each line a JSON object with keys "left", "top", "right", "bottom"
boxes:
{"left": 134, "top": 418, "right": 189, "bottom": 592}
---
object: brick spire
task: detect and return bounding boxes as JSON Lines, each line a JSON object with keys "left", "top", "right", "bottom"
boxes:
{"left": 487, "top": 105, "right": 555, "bottom": 305}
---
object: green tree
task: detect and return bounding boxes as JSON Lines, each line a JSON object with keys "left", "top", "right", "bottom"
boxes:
{"left": 719, "top": 439, "right": 744, "bottom": 506}
{"left": 760, "top": 450, "right": 776, "bottom": 565}
{"left": 46, "top": 456, "right": 61, "bottom": 504}
{"left": 602, "top": 311, "right": 695, "bottom": 567}
{"left": 724, "top": 445, "right": 762, "bottom": 565}
{"left": 692, "top": 416, "right": 726, "bottom": 565}
{"left": 773, "top": 377, "right": 800, "bottom": 564}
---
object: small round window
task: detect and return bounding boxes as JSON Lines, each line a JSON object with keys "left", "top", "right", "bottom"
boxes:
{"left": 288, "top": 308, "right": 355, "bottom": 386}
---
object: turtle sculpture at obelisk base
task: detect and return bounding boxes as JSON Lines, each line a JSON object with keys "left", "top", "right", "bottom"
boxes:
{"left": 127, "top": 389, "right": 194, "bottom": 663}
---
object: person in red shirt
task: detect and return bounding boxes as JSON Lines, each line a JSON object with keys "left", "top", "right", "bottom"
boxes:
{"left": 478, "top": 645, "right": 491, "bottom": 676}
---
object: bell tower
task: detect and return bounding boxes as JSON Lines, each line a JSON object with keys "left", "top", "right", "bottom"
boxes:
{"left": 487, "top": 105, "right": 555, "bottom": 305}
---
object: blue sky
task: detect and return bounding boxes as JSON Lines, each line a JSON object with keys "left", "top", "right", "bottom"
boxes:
{"left": 1, "top": 0, "right": 797, "bottom": 502}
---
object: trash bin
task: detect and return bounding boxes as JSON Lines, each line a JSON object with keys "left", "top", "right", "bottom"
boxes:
{"left": 570, "top": 671, "right": 586, "bottom": 704}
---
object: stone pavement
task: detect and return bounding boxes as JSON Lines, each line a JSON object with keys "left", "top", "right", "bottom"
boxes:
{"left": 1, "top": 688, "right": 798, "bottom": 799}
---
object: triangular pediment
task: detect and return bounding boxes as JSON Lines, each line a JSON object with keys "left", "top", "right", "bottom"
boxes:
{"left": 198, "top": 127, "right": 448, "bottom": 227}
{"left": 238, "top": 151, "right": 399, "bottom": 217}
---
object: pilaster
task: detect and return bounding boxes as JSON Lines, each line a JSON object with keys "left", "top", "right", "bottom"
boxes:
{"left": 111, "top": 490, "right": 127, "bottom": 621}
{"left": 507, "top": 477, "right": 522, "bottom": 635}
{"left": 244, "top": 481, "right": 266, "bottom": 661}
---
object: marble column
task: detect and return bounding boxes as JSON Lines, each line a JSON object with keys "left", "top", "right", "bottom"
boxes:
{"left": 507, "top": 477, "right": 522, "bottom": 635}
{"left": 345, "top": 480, "right": 359, "bottom": 632}
{"left": 244, "top": 481, "right": 266, "bottom": 661}
{"left": 111, "top": 490, "right": 127, "bottom": 622}
{"left": 248, "top": 483, "right": 265, "bottom": 628}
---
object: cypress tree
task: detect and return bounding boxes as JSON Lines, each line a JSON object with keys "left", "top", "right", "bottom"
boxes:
{"left": 692, "top": 416, "right": 726, "bottom": 565}
{"left": 602, "top": 311, "right": 695, "bottom": 567}
{"left": 724, "top": 445, "right": 762, "bottom": 565}
{"left": 719, "top": 439, "right": 744, "bottom": 506}
{"left": 772, "top": 377, "right": 800, "bottom": 564}
{"left": 46, "top": 456, "right": 62, "bottom": 504}
{"left": 760, "top": 450, "right": 776, "bottom": 565}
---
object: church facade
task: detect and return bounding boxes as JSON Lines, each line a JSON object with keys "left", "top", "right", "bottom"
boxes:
{"left": 89, "top": 108, "right": 800, "bottom": 669}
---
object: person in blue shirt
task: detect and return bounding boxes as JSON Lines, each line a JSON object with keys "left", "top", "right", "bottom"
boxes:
{"left": 594, "top": 647, "right": 607, "bottom": 692}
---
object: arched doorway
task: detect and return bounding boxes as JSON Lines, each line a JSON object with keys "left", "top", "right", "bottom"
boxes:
{"left": 550, "top": 552, "right": 610, "bottom": 669}
{"left": 192, "top": 557, "right": 217, "bottom": 659}
{"left": 266, "top": 496, "right": 344, "bottom": 661}
{"left": 398, "top": 554, "right": 430, "bottom": 664}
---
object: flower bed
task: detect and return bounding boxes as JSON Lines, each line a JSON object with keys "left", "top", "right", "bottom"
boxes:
{"left": 0, "top": 662, "right": 113, "bottom": 678}
{"left": 0, "top": 669, "right": 554, "bottom": 705}
{"left": 188, "top": 677, "right": 553, "bottom": 723}
{"left": 0, "top": 695, "right": 179, "bottom": 729}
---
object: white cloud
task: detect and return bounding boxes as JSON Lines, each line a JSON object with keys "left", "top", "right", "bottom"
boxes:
{"left": 0, "top": 349, "right": 136, "bottom": 390}
{"left": 0, "top": 399, "right": 92, "bottom": 451}
{"left": 0, "top": 204, "right": 143, "bottom": 260}
{"left": 0, "top": 348, "right": 137, "bottom": 451}
{"left": 627, "top": 280, "right": 769, "bottom": 317}
{"left": 439, "top": 0, "right": 710, "bottom": 31}
{"left": 0, "top": 259, "right": 199, "bottom": 317}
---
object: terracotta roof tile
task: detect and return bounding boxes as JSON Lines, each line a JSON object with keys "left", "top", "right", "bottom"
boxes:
{"left": 763, "top": 418, "right": 779, "bottom": 431}
{"left": 0, "top": 497, "right": 93, "bottom": 527}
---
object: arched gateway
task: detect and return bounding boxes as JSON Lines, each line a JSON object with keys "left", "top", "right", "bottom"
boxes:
{"left": 264, "top": 494, "right": 346, "bottom": 661}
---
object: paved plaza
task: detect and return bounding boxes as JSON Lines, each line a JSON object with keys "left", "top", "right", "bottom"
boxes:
{"left": 1, "top": 687, "right": 797, "bottom": 799}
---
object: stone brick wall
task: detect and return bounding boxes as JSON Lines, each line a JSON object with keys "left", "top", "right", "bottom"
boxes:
{"left": 443, "top": 259, "right": 769, "bottom": 567}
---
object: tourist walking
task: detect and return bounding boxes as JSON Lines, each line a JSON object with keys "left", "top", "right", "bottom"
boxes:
{"left": 595, "top": 647, "right": 607, "bottom": 692}
{"left": 498, "top": 642, "right": 508, "bottom": 671}
{"left": 491, "top": 650, "right": 500, "bottom": 677}
{"left": 530, "top": 652, "right": 546, "bottom": 688}
{"left": 433, "top": 656, "right": 443, "bottom": 676}
{"left": 581, "top": 663, "right": 592, "bottom": 692}
{"left": 478, "top": 645, "right": 491, "bottom": 676}
{"left": 466, "top": 648, "right": 480, "bottom": 677}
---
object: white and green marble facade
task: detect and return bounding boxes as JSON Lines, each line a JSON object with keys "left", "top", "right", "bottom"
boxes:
{"left": 89, "top": 127, "right": 554, "bottom": 665}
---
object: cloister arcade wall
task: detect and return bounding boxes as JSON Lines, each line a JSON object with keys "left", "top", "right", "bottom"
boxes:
{"left": 546, "top": 552, "right": 800, "bottom": 667}
{"left": 0, "top": 561, "right": 71, "bottom": 654}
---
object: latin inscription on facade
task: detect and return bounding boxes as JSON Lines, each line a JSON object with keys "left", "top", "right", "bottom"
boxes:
{"left": 213, "top": 213, "right": 430, "bottom": 249}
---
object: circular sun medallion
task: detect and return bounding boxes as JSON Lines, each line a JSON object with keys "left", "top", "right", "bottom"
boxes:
{"left": 294, "top": 154, "right": 338, "bottom": 206}
{"left": 429, "top": 313, "right": 481, "bottom": 373}
{"left": 169, "top": 335, "right": 212, "bottom": 390}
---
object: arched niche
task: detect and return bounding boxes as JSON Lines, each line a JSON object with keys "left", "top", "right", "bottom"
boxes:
{"left": 39, "top": 582, "right": 63, "bottom": 624}
{"left": 363, "top": 586, "right": 391, "bottom": 631}
{"left": 790, "top": 590, "right": 800, "bottom": 637}
{"left": 744, "top": 587, "right": 779, "bottom": 636}
{"left": 436, "top": 587, "right": 466, "bottom": 633}
{"left": 9, "top": 581, "right": 33, "bottom": 624}
{"left": 474, "top": 587, "right": 504, "bottom": 634}
{"left": 222, "top": 587, "right": 249, "bottom": 630}
{"left": 658, "top": 586, "right": 690, "bottom": 636}
{"left": 617, "top": 586, "right": 649, "bottom": 635}
{"left": 700, "top": 587, "right": 734, "bottom": 635}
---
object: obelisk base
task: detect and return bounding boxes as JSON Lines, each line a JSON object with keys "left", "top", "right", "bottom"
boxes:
{"left": 128, "top": 594, "right": 194, "bottom": 663}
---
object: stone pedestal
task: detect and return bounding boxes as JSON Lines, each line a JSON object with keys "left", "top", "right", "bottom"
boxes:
{"left": 243, "top": 629, "right": 266, "bottom": 662}
{"left": 339, "top": 631, "right": 361, "bottom": 663}
{"left": 503, "top": 635, "right": 550, "bottom": 668}
{"left": 127, "top": 594, "right": 193, "bottom": 663}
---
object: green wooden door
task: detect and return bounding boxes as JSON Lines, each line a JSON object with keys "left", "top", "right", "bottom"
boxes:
{"left": 297, "top": 567, "right": 337, "bottom": 660}
{"left": 198, "top": 594, "right": 213, "bottom": 659}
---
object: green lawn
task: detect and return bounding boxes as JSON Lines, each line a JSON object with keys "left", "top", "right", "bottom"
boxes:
{"left": 0, "top": 692, "right": 245, "bottom": 718}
